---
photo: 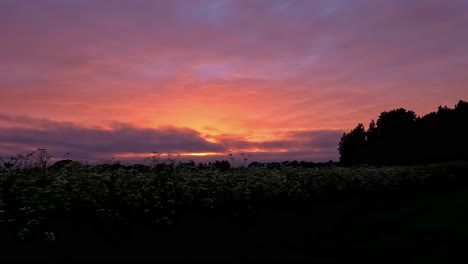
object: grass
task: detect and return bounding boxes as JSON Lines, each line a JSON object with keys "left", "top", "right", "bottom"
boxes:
{"left": 1, "top": 157, "right": 468, "bottom": 262}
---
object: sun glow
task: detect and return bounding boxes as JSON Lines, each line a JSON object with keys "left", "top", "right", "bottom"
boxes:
{"left": 183, "top": 152, "right": 223, "bottom": 156}
{"left": 114, "top": 152, "right": 225, "bottom": 158}
{"left": 113, "top": 148, "right": 291, "bottom": 159}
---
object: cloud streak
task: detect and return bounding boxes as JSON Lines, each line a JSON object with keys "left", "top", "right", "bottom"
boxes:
{"left": 0, "top": 117, "right": 224, "bottom": 161}
{"left": 1, "top": 0, "right": 467, "bottom": 161}
{"left": 0, "top": 115, "right": 341, "bottom": 163}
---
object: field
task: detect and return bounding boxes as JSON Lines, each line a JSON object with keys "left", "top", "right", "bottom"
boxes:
{"left": 1, "top": 159, "right": 468, "bottom": 262}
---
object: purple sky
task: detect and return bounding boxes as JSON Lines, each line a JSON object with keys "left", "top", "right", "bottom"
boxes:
{"left": 1, "top": 0, "right": 467, "bottom": 164}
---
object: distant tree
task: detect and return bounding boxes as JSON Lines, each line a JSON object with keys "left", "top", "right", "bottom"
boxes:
{"left": 375, "top": 108, "right": 416, "bottom": 164}
{"left": 214, "top": 160, "right": 230, "bottom": 171}
{"left": 50, "top": 159, "right": 76, "bottom": 170}
{"left": 456, "top": 100, "right": 468, "bottom": 160}
{"left": 366, "top": 119, "right": 379, "bottom": 163}
{"left": 338, "top": 123, "right": 367, "bottom": 165}
{"left": 248, "top": 161, "right": 260, "bottom": 168}
{"left": 339, "top": 100, "right": 468, "bottom": 165}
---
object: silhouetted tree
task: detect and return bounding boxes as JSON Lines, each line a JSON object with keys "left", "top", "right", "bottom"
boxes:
{"left": 365, "top": 119, "right": 379, "bottom": 163}
{"left": 214, "top": 160, "right": 230, "bottom": 171}
{"left": 339, "top": 100, "right": 468, "bottom": 165}
{"left": 338, "top": 123, "right": 367, "bottom": 165}
{"left": 375, "top": 108, "right": 416, "bottom": 164}
{"left": 248, "top": 161, "right": 260, "bottom": 168}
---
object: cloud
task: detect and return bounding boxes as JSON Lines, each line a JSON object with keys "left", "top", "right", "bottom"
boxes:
{"left": 0, "top": 115, "right": 342, "bottom": 163}
{"left": 0, "top": 0, "right": 467, "bottom": 162}
{"left": 210, "top": 129, "right": 342, "bottom": 162}
{"left": 0, "top": 116, "right": 226, "bottom": 162}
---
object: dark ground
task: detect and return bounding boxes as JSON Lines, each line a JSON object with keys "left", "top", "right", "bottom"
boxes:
{"left": 2, "top": 186, "right": 468, "bottom": 263}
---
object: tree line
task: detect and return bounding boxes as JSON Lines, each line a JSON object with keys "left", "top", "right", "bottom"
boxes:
{"left": 339, "top": 100, "right": 468, "bottom": 165}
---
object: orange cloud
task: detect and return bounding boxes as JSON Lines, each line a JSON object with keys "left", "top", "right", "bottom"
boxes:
{"left": 1, "top": 1, "right": 467, "bottom": 162}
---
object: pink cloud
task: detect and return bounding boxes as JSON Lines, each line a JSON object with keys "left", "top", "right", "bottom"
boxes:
{"left": 1, "top": 0, "right": 467, "bottom": 161}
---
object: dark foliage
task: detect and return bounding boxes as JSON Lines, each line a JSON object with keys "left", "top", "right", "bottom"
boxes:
{"left": 2, "top": 145, "right": 468, "bottom": 262}
{"left": 1, "top": 159, "right": 468, "bottom": 262}
{"left": 339, "top": 100, "right": 468, "bottom": 165}
{"left": 213, "top": 160, "right": 231, "bottom": 171}
{"left": 248, "top": 160, "right": 338, "bottom": 169}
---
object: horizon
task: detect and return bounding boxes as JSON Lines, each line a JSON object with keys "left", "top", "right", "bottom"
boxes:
{"left": 1, "top": 0, "right": 468, "bottom": 163}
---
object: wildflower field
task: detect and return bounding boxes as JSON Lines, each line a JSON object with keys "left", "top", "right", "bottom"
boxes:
{"left": 1, "top": 154, "right": 468, "bottom": 262}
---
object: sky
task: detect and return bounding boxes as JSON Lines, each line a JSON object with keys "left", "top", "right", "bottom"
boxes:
{"left": 1, "top": 0, "right": 468, "bottom": 165}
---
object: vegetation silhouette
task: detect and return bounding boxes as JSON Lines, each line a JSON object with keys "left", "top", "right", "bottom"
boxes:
{"left": 2, "top": 131, "right": 468, "bottom": 261}
{"left": 339, "top": 100, "right": 468, "bottom": 165}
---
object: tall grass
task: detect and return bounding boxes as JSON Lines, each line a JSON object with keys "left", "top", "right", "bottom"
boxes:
{"left": 1, "top": 149, "right": 467, "bottom": 246}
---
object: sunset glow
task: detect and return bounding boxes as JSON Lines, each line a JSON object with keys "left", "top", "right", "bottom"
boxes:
{"left": 1, "top": 0, "right": 467, "bottom": 164}
{"left": 115, "top": 152, "right": 225, "bottom": 158}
